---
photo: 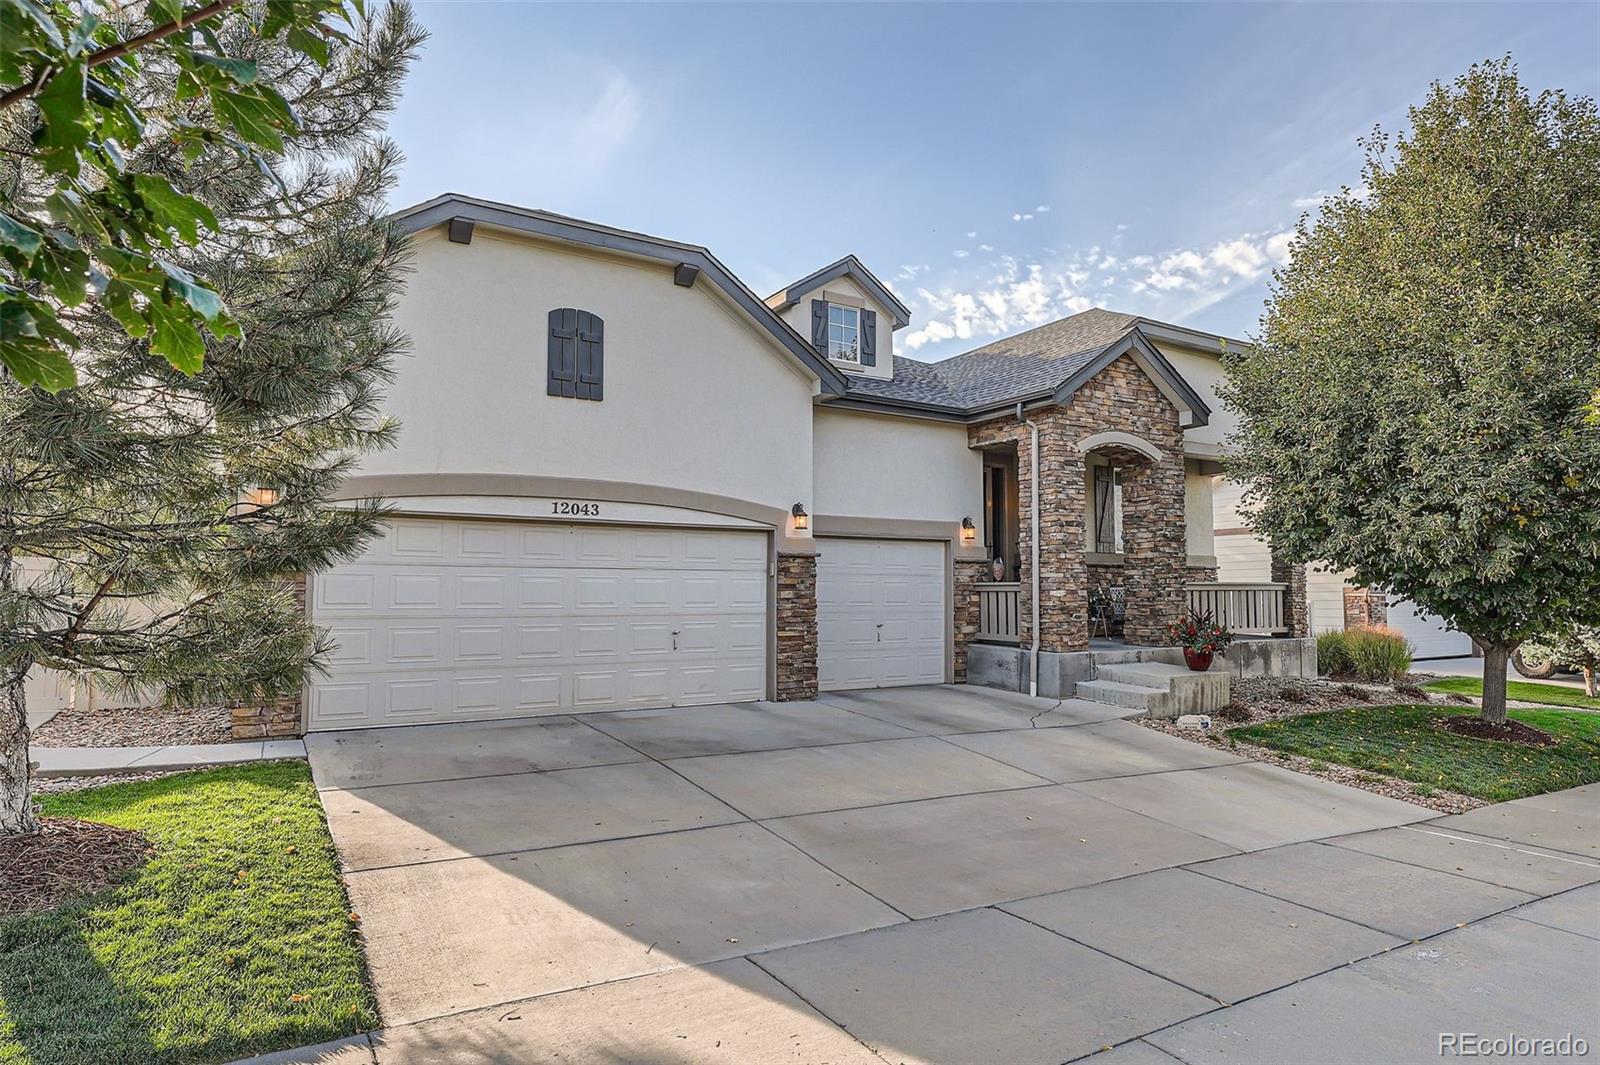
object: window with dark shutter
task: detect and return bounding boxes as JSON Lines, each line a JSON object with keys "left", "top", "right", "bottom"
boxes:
{"left": 859, "top": 308, "right": 877, "bottom": 366}
{"left": 548, "top": 308, "right": 604, "bottom": 400}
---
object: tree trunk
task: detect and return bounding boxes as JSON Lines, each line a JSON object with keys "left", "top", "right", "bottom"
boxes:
{"left": 1584, "top": 666, "right": 1596, "bottom": 699}
{"left": 0, "top": 666, "right": 37, "bottom": 835}
{"left": 1481, "top": 643, "right": 1510, "bottom": 725}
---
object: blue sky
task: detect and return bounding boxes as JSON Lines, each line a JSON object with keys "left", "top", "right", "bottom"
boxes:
{"left": 387, "top": 2, "right": 1600, "bottom": 362}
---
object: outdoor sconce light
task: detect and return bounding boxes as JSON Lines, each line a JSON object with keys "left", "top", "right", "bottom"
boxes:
{"left": 961, "top": 516, "right": 976, "bottom": 543}
{"left": 792, "top": 503, "right": 809, "bottom": 531}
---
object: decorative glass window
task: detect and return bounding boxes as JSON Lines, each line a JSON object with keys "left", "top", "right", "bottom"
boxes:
{"left": 827, "top": 305, "right": 860, "bottom": 363}
{"left": 1092, "top": 465, "right": 1123, "bottom": 554}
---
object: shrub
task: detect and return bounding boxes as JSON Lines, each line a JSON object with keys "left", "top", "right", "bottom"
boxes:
{"left": 1317, "top": 630, "right": 1352, "bottom": 676}
{"left": 1343, "top": 625, "right": 1414, "bottom": 683}
{"left": 1337, "top": 683, "right": 1372, "bottom": 702}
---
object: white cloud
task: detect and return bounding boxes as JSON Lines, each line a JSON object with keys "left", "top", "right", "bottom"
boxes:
{"left": 900, "top": 260, "right": 1094, "bottom": 352}
{"left": 966, "top": 231, "right": 978, "bottom": 238}
{"left": 1011, "top": 212, "right": 1034, "bottom": 222}
{"left": 978, "top": 243, "right": 994, "bottom": 252}
{"left": 953, "top": 249, "right": 970, "bottom": 259}
{"left": 1036, "top": 205, "right": 1051, "bottom": 213}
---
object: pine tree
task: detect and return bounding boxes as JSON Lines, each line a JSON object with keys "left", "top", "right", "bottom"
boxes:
{"left": 0, "top": 3, "right": 427, "bottom": 834}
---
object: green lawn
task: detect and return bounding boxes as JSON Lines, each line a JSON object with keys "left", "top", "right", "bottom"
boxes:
{"left": 1421, "top": 675, "right": 1600, "bottom": 711}
{"left": 0, "top": 762, "right": 377, "bottom": 1065}
{"left": 1228, "top": 704, "right": 1600, "bottom": 803}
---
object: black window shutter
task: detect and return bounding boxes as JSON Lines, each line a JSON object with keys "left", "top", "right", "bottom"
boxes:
{"left": 860, "top": 308, "right": 877, "bottom": 366}
{"left": 548, "top": 308, "right": 604, "bottom": 400}
{"left": 576, "top": 310, "right": 604, "bottom": 400}
{"left": 548, "top": 308, "right": 578, "bottom": 397}
{"left": 811, "top": 299, "right": 829, "bottom": 350}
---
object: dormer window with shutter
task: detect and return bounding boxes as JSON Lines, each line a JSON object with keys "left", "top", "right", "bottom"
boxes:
{"left": 548, "top": 308, "right": 604, "bottom": 400}
{"left": 810, "top": 298, "right": 877, "bottom": 370}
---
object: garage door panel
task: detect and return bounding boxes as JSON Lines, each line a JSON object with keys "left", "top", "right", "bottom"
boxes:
{"left": 817, "top": 538, "right": 946, "bottom": 692}
{"left": 309, "top": 519, "right": 768, "bottom": 729}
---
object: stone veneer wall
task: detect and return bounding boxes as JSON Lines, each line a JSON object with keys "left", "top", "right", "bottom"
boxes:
{"left": 231, "top": 574, "right": 308, "bottom": 739}
{"left": 952, "top": 557, "right": 988, "bottom": 682}
{"left": 1186, "top": 564, "right": 1219, "bottom": 585}
{"left": 1343, "top": 587, "right": 1388, "bottom": 630}
{"left": 969, "top": 352, "right": 1187, "bottom": 652}
{"left": 775, "top": 552, "right": 818, "bottom": 700}
{"left": 1270, "top": 556, "right": 1310, "bottom": 638}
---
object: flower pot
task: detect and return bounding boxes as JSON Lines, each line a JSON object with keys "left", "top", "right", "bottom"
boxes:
{"left": 1183, "top": 648, "right": 1213, "bottom": 672}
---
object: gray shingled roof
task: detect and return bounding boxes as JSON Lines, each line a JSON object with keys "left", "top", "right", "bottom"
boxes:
{"left": 843, "top": 308, "right": 1143, "bottom": 411}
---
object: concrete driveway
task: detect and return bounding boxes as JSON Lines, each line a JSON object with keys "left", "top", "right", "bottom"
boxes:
{"left": 302, "top": 685, "right": 1600, "bottom": 1065}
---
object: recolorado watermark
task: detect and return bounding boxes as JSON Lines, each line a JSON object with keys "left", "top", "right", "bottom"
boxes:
{"left": 1441, "top": 1033, "right": 1590, "bottom": 1058}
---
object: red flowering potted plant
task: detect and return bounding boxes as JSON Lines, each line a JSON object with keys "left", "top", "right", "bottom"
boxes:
{"left": 1169, "top": 608, "right": 1233, "bottom": 672}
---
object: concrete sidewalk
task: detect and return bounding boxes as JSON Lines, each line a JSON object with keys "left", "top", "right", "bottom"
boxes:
{"left": 1417, "top": 655, "right": 1589, "bottom": 691}
{"left": 34, "top": 739, "right": 306, "bottom": 777}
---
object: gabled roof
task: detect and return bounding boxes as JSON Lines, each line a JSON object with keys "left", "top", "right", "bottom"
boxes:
{"left": 390, "top": 194, "right": 849, "bottom": 395}
{"left": 834, "top": 307, "right": 1213, "bottom": 427}
{"left": 767, "top": 255, "right": 912, "bottom": 329}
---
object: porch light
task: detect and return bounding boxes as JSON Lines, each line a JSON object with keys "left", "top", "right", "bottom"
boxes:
{"left": 791, "top": 503, "right": 809, "bottom": 531}
{"left": 961, "top": 516, "right": 976, "bottom": 543}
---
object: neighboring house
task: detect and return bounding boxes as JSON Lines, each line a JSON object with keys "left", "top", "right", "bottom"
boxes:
{"left": 1212, "top": 482, "right": 1477, "bottom": 659}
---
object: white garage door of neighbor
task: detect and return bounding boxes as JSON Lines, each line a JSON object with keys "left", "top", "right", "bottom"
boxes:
{"left": 1387, "top": 596, "right": 1474, "bottom": 659}
{"left": 818, "top": 538, "right": 946, "bottom": 692}
{"left": 308, "top": 518, "right": 768, "bottom": 730}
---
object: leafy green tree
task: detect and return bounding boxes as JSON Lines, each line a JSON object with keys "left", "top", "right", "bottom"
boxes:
{"left": 0, "top": 2, "right": 424, "bottom": 834}
{"left": 1222, "top": 57, "right": 1600, "bottom": 727}
{"left": 1, "top": 0, "right": 359, "bottom": 390}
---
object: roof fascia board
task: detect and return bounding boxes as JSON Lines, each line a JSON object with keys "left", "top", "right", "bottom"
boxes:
{"left": 820, "top": 395, "right": 969, "bottom": 423}
{"left": 392, "top": 196, "right": 849, "bottom": 395}
{"left": 772, "top": 255, "right": 912, "bottom": 328}
{"left": 1135, "top": 319, "right": 1252, "bottom": 357}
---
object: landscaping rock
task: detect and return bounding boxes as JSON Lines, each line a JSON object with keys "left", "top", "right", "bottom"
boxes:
{"left": 31, "top": 704, "right": 234, "bottom": 748}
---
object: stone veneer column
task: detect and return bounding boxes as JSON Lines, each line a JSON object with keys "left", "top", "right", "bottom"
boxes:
{"left": 1120, "top": 453, "right": 1189, "bottom": 645}
{"left": 952, "top": 557, "right": 988, "bottom": 681}
{"left": 1033, "top": 419, "right": 1089, "bottom": 652}
{"left": 1271, "top": 555, "right": 1310, "bottom": 637}
{"left": 774, "top": 552, "right": 818, "bottom": 700}
{"left": 1343, "top": 587, "right": 1388, "bottom": 629}
{"left": 231, "top": 573, "right": 308, "bottom": 739}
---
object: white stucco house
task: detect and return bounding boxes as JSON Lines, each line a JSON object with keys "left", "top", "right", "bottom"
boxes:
{"left": 34, "top": 193, "right": 1471, "bottom": 731}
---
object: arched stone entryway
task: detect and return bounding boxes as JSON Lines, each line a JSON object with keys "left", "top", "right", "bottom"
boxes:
{"left": 1078, "top": 432, "right": 1188, "bottom": 647}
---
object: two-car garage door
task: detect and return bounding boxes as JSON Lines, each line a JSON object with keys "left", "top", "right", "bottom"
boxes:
{"left": 308, "top": 518, "right": 767, "bottom": 730}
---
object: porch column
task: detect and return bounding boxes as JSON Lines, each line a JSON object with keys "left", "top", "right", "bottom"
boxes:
{"left": 1120, "top": 453, "right": 1188, "bottom": 645}
{"left": 1270, "top": 553, "right": 1310, "bottom": 638}
{"left": 1036, "top": 420, "right": 1089, "bottom": 652}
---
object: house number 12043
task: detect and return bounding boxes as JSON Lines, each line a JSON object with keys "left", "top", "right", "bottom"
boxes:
{"left": 551, "top": 501, "right": 601, "bottom": 516}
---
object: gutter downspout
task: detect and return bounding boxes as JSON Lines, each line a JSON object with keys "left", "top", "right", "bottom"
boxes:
{"left": 1017, "top": 402, "right": 1040, "bottom": 698}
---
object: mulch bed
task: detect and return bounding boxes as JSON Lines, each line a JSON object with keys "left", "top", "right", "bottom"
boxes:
{"left": 1141, "top": 674, "right": 1487, "bottom": 814}
{"left": 0, "top": 817, "right": 150, "bottom": 916}
{"left": 31, "top": 703, "right": 235, "bottom": 748}
{"left": 1438, "top": 716, "right": 1557, "bottom": 747}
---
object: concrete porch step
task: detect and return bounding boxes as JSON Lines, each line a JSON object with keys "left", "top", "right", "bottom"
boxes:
{"left": 1072, "top": 679, "right": 1168, "bottom": 711}
{"left": 1094, "top": 661, "right": 1202, "bottom": 687}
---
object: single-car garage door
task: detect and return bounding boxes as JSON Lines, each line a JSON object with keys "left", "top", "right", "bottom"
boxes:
{"left": 308, "top": 517, "right": 767, "bottom": 730}
{"left": 817, "top": 538, "right": 946, "bottom": 691}
{"left": 1386, "top": 595, "right": 1474, "bottom": 659}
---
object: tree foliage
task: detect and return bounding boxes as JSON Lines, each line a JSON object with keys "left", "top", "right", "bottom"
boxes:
{"left": 0, "top": 0, "right": 361, "bottom": 390}
{"left": 0, "top": 1, "right": 424, "bottom": 834}
{"left": 1221, "top": 57, "right": 1600, "bottom": 724}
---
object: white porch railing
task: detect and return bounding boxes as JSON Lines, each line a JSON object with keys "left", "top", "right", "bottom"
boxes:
{"left": 1186, "top": 582, "right": 1288, "bottom": 635}
{"left": 976, "top": 582, "right": 1021, "bottom": 644}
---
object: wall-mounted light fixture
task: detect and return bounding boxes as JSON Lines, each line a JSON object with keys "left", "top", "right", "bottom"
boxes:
{"left": 792, "top": 503, "right": 809, "bottom": 531}
{"left": 961, "top": 516, "right": 976, "bottom": 543}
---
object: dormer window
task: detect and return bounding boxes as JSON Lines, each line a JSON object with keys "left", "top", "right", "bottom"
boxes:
{"left": 827, "top": 305, "right": 861, "bottom": 363}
